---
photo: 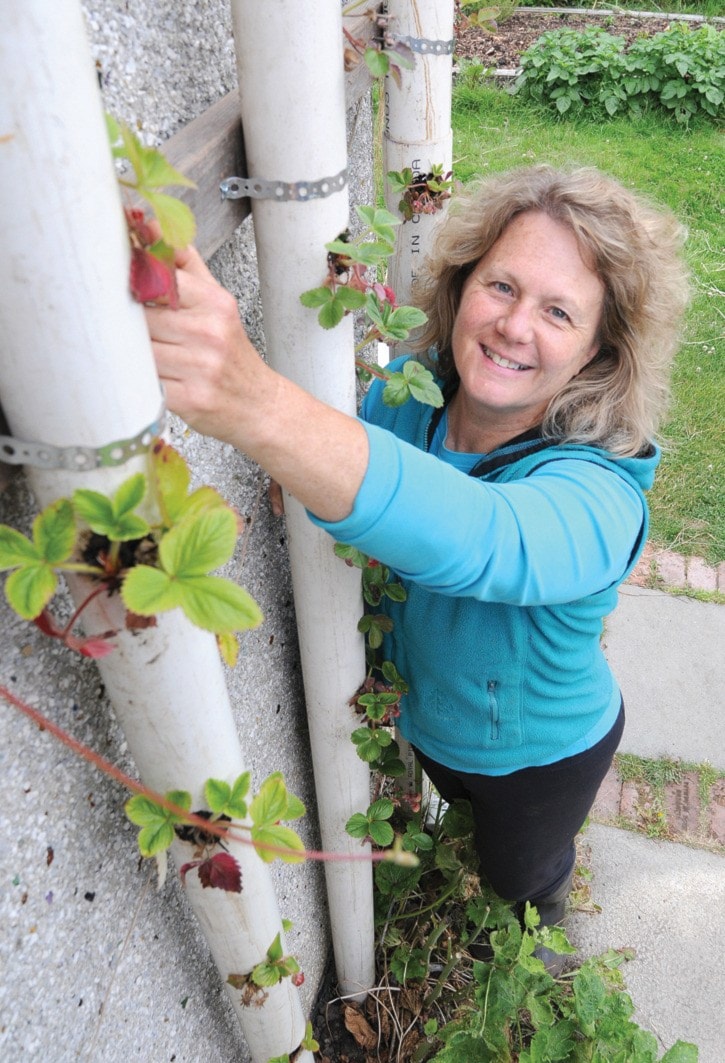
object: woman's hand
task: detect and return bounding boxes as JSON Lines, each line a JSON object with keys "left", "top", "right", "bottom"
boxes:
{"left": 144, "top": 244, "right": 269, "bottom": 446}
{"left": 143, "top": 243, "right": 369, "bottom": 523}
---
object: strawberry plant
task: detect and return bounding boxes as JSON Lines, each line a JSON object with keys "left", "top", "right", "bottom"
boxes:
{"left": 106, "top": 113, "right": 196, "bottom": 306}
{"left": 343, "top": 8, "right": 415, "bottom": 87}
{"left": 387, "top": 163, "right": 454, "bottom": 221}
{"left": 0, "top": 440, "right": 262, "bottom": 666}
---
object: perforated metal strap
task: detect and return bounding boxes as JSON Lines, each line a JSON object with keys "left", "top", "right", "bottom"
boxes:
{"left": 220, "top": 167, "right": 348, "bottom": 202}
{"left": 0, "top": 400, "right": 167, "bottom": 471}
{"left": 396, "top": 35, "right": 455, "bottom": 55}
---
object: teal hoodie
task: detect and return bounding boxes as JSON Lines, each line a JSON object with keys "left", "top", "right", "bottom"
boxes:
{"left": 310, "top": 357, "right": 659, "bottom": 775}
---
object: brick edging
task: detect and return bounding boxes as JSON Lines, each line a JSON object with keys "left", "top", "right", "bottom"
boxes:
{"left": 627, "top": 542, "right": 725, "bottom": 594}
{"left": 592, "top": 764, "right": 725, "bottom": 850}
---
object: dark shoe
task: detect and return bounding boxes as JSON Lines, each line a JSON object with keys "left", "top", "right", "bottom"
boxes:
{"left": 528, "top": 875, "right": 573, "bottom": 977}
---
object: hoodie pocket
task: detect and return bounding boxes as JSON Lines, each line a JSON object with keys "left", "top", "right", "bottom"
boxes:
{"left": 487, "top": 680, "right": 500, "bottom": 741}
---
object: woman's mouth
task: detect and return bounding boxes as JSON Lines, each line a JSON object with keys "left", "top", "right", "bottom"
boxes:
{"left": 482, "top": 346, "right": 529, "bottom": 371}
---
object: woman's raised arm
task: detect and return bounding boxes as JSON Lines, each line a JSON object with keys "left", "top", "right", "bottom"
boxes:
{"left": 145, "top": 243, "right": 369, "bottom": 523}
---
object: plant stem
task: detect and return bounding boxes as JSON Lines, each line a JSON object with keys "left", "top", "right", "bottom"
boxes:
{"left": 61, "top": 582, "right": 112, "bottom": 637}
{"left": 395, "top": 871, "right": 463, "bottom": 921}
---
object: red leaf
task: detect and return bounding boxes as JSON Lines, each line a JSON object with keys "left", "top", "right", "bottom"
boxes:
{"left": 197, "top": 852, "right": 242, "bottom": 892}
{"left": 124, "top": 207, "right": 155, "bottom": 246}
{"left": 180, "top": 852, "right": 242, "bottom": 892}
{"left": 130, "top": 246, "right": 179, "bottom": 308}
{"left": 292, "top": 971, "right": 305, "bottom": 987}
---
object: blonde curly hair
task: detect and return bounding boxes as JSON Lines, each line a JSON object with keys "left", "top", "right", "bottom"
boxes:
{"left": 410, "top": 165, "right": 690, "bottom": 456}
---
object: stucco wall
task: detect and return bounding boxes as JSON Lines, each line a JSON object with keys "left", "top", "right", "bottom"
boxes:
{"left": 0, "top": 2, "right": 373, "bottom": 1059}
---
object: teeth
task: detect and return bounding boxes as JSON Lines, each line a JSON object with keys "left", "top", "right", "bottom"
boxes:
{"left": 485, "top": 347, "right": 528, "bottom": 371}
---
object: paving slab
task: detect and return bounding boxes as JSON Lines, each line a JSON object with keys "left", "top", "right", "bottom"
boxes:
{"left": 570, "top": 824, "right": 725, "bottom": 1062}
{"left": 602, "top": 587, "right": 725, "bottom": 769}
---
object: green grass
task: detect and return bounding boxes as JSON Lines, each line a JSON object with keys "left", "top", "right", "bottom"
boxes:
{"left": 451, "top": 82, "right": 725, "bottom": 562}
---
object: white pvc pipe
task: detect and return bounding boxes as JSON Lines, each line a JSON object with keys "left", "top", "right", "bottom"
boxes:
{"left": 230, "top": 0, "right": 375, "bottom": 999}
{"left": 383, "top": 0, "right": 454, "bottom": 308}
{"left": 0, "top": 6, "right": 309, "bottom": 1060}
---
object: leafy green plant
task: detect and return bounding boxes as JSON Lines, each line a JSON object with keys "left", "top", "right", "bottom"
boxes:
{"left": 515, "top": 26, "right": 628, "bottom": 116}
{"left": 514, "top": 23, "right": 724, "bottom": 125}
{"left": 0, "top": 441, "right": 262, "bottom": 665}
{"left": 106, "top": 113, "right": 197, "bottom": 306}
{"left": 387, "top": 163, "right": 455, "bottom": 221}
{"left": 125, "top": 770, "right": 306, "bottom": 896}
{"left": 343, "top": 9, "right": 416, "bottom": 87}
{"left": 623, "top": 23, "right": 724, "bottom": 124}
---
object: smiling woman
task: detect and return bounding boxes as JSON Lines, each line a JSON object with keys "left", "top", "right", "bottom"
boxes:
{"left": 146, "top": 163, "right": 690, "bottom": 974}
{"left": 446, "top": 211, "right": 605, "bottom": 453}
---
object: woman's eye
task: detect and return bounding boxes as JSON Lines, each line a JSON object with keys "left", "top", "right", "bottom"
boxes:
{"left": 493, "top": 281, "right": 513, "bottom": 295}
{"left": 550, "top": 306, "right": 570, "bottom": 322}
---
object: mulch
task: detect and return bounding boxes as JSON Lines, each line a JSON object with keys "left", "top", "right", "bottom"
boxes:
{"left": 456, "top": 10, "right": 689, "bottom": 70}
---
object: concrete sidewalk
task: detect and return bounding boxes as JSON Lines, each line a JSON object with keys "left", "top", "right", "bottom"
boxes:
{"left": 568, "top": 586, "right": 725, "bottom": 1062}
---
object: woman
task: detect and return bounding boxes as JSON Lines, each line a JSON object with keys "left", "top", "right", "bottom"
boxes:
{"left": 147, "top": 165, "right": 689, "bottom": 973}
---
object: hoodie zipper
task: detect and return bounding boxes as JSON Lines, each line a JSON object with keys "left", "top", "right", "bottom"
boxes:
{"left": 487, "top": 680, "right": 500, "bottom": 741}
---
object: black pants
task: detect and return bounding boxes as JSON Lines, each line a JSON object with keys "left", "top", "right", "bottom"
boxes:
{"left": 414, "top": 701, "right": 624, "bottom": 905}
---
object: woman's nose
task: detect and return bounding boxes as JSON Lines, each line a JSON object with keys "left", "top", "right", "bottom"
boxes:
{"left": 496, "top": 301, "right": 534, "bottom": 344}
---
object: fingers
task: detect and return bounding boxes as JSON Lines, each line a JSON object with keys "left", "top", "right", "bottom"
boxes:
{"left": 268, "top": 479, "right": 285, "bottom": 517}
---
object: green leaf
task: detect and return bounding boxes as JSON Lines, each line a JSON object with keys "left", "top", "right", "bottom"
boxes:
{"left": 365, "top": 48, "right": 390, "bottom": 78}
{"left": 114, "top": 472, "right": 147, "bottom": 517}
{"left": 204, "top": 778, "right": 231, "bottom": 814}
{"left": 250, "top": 773, "right": 289, "bottom": 828}
{"left": 227, "top": 772, "right": 251, "bottom": 818}
{"left": 318, "top": 296, "right": 346, "bottom": 330}
{"left": 137, "top": 820, "right": 176, "bottom": 857}
{"left": 392, "top": 306, "right": 428, "bottom": 331}
{"left": 6, "top": 563, "right": 57, "bottom": 619}
{"left": 346, "top": 812, "right": 371, "bottom": 839}
{"left": 141, "top": 189, "right": 196, "bottom": 248}
{"left": 125, "top": 789, "right": 192, "bottom": 857}
{"left": 351, "top": 726, "right": 392, "bottom": 762}
{"left": 405, "top": 363, "right": 444, "bottom": 408}
{"left": 252, "top": 824, "right": 305, "bottom": 864}
{"left": 150, "top": 440, "right": 191, "bottom": 524}
{"left": 369, "top": 820, "right": 394, "bottom": 846}
{"left": 335, "top": 286, "right": 367, "bottom": 310}
{"left": 251, "top": 959, "right": 282, "bottom": 987}
{"left": 660, "top": 1043, "right": 699, "bottom": 1063}
{"left": 73, "top": 481, "right": 149, "bottom": 542}
{"left": 356, "top": 204, "right": 401, "bottom": 231}
{"left": 267, "top": 932, "right": 284, "bottom": 962}
{"left": 159, "top": 508, "right": 238, "bottom": 576}
{"left": 0, "top": 526, "right": 40, "bottom": 569}
{"left": 368, "top": 797, "right": 394, "bottom": 822}
{"left": 121, "top": 564, "right": 182, "bottom": 615}
{"left": 333, "top": 543, "right": 368, "bottom": 568}
{"left": 175, "top": 574, "right": 263, "bottom": 634}
{"left": 34, "top": 499, "right": 77, "bottom": 564}
{"left": 300, "top": 286, "right": 333, "bottom": 309}
{"left": 72, "top": 489, "right": 114, "bottom": 533}
{"left": 132, "top": 141, "right": 196, "bottom": 191}
{"left": 284, "top": 792, "right": 306, "bottom": 821}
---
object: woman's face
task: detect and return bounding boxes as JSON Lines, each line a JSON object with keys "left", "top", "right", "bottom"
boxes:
{"left": 450, "top": 211, "right": 605, "bottom": 437}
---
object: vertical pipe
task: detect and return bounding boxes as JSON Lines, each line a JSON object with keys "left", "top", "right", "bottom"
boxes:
{"left": 0, "top": 5, "right": 311, "bottom": 1060}
{"left": 382, "top": 0, "right": 455, "bottom": 308}
{"left": 229, "top": 1, "right": 375, "bottom": 998}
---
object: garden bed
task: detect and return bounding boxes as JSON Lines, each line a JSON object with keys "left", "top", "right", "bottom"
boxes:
{"left": 456, "top": 8, "right": 702, "bottom": 69}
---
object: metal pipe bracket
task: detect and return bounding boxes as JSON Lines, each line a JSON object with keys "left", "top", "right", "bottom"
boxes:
{"left": 396, "top": 35, "right": 455, "bottom": 55}
{"left": 0, "top": 400, "right": 167, "bottom": 471}
{"left": 220, "top": 167, "right": 348, "bottom": 202}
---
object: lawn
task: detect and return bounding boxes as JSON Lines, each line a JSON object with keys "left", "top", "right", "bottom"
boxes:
{"left": 449, "top": 79, "right": 724, "bottom": 562}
